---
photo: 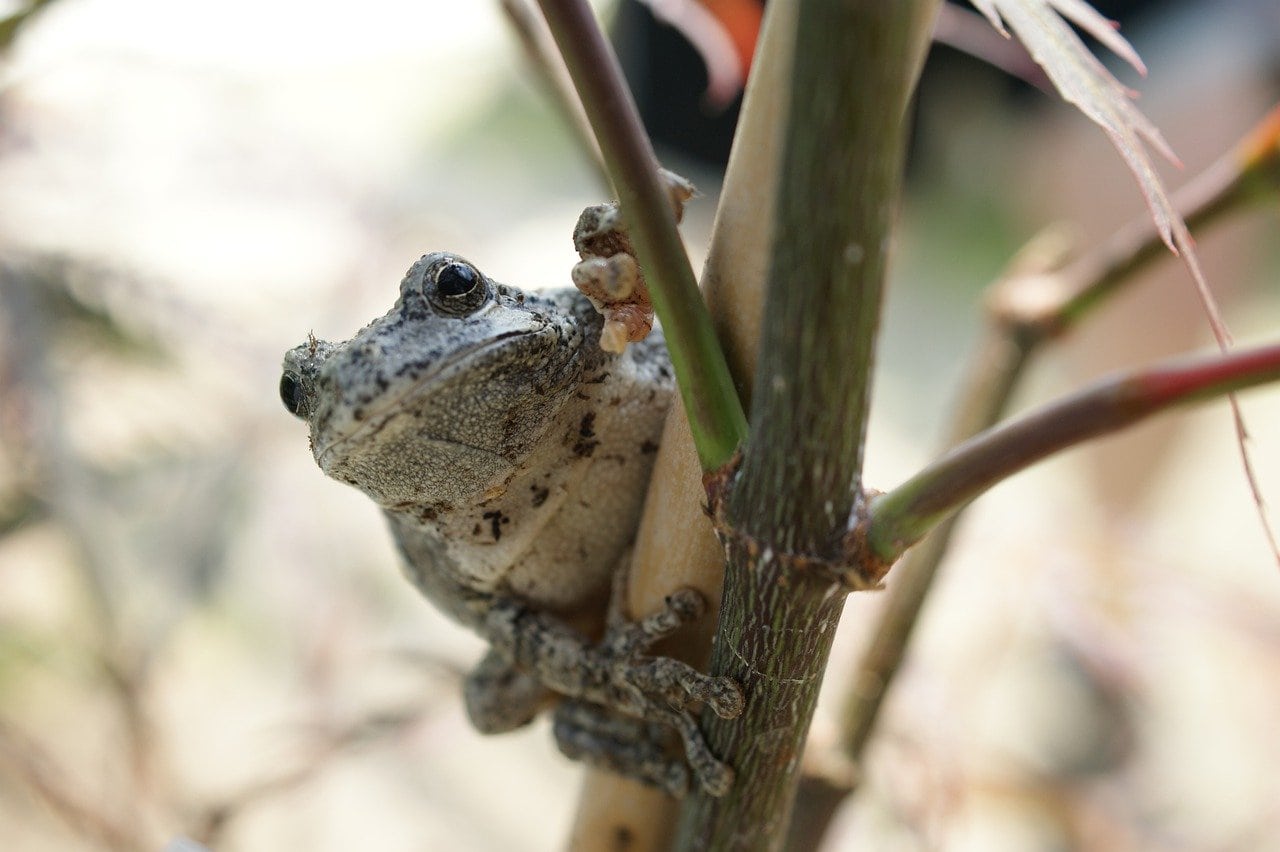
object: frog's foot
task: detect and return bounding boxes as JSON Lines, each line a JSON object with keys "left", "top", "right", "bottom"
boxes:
{"left": 572, "top": 254, "right": 639, "bottom": 302}
{"left": 463, "top": 647, "right": 551, "bottom": 734}
{"left": 553, "top": 699, "right": 689, "bottom": 797}
{"left": 569, "top": 254, "right": 650, "bottom": 353}
{"left": 572, "top": 169, "right": 694, "bottom": 258}
{"left": 570, "top": 169, "right": 694, "bottom": 351}
{"left": 601, "top": 588, "right": 743, "bottom": 719}
{"left": 484, "top": 589, "right": 743, "bottom": 796}
{"left": 592, "top": 588, "right": 740, "bottom": 796}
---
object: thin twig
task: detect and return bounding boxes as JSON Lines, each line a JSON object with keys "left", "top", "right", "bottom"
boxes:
{"left": 0, "top": 0, "right": 56, "bottom": 53}
{"left": 534, "top": 0, "right": 748, "bottom": 471}
{"left": 97, "top": 651, "right": 159, "bottom": 812}
{"left": 194, "top": 700, "right": 441, "bottom": 846}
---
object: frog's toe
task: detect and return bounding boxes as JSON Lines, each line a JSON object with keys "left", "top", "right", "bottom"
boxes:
{"left": 697, "top": 758, "right": 735, "bottom": 798}
{"left": 706, "top": 677, "right": 744, "bottom": 719}
{"left": 669, "top": 710, "right": 735, "bottom": 798}
{"left": 553, "top": 700, "right": 691, "bottom": 798}
{"left": 464, "top": 648, "right": 548, "bottom": 733}
{"left": 663, "top": 587, "right": 705, "bottom": 623}
{"left": 606, "top": 587, "right": 708, "bottom": 656}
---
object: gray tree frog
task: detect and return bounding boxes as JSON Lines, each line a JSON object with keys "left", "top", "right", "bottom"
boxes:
{"left": 280, "top": 251, "right": 741, "bottom": 796}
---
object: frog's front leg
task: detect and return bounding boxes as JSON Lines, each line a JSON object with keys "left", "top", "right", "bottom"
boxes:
{"left": 481, "top": 589, "right": 743, "bottom": 797}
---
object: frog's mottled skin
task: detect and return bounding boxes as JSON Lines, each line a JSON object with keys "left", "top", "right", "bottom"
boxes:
{"left": 281, "top": 252, "right": 741, "bottom": 796}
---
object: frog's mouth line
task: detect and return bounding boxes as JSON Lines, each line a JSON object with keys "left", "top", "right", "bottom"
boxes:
{"left": 314, "top": 324, "right": 554, "bottom": 466}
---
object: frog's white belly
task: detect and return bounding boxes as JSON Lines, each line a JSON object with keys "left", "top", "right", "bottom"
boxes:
{"left": 406, "top": 342, "right": 672, "bottom": 617}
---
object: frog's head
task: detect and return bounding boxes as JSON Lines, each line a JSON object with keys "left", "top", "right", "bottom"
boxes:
{"left": 281, "top": 252, "right": 589, "bottom": 510}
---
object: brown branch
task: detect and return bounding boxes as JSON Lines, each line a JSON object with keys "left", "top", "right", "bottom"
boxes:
{"left": 989, "top": 104, "right": 1280, "bottom": 564}
{"left": 989, "top": 104, "right": 1280, "bottom": 338}
{"left": 867, "top": 342, "right": 1280, "bottom": 561}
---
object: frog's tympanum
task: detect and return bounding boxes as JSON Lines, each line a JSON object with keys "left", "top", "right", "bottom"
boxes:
{"left": 281, "top": 249, "right": 741, "bottom": 797}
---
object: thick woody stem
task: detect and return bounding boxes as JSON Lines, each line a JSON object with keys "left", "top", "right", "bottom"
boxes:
{"left": 805, "top": 105, "right": 1280, "bottom": 850}
{"left": 673, "top": 2, "right": 939, "bottom": 849}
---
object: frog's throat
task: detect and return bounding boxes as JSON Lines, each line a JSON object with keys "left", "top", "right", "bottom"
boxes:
{"left": 371, "top": 438, "right": 517, "bottom": 514}
{"left": 314, "top": 326, "right": 546, "bottom": 462}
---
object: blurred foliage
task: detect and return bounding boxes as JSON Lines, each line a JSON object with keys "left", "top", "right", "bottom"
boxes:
{"left": 0, "top": 254, "right": 229, "bottom": 847}
{"left": 0, "top": 249, "right": 454, "bottom": 847}
{"left": 0, "top": 2, "right": 1274, "bottom": 849}
{"left": 0, "top": 0, "right": 56, "bottom": 53}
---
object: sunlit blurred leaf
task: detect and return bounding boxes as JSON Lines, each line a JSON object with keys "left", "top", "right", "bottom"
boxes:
{"left": 967, "top": 0, "right": 1276, "bottom": 563}
{"left": 966, "top": 0, "right": 1229, "bottom": 345}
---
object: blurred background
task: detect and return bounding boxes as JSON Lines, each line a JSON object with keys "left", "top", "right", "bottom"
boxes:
{"left": 0, "top": 0, "right": 1277, "bottom": 849}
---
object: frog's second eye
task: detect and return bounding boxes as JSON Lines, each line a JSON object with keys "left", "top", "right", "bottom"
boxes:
{"left": 280, "top": 371, "right": 307, "bottom": 418}
{"left": 429, "top": 262, "right": 488, "bottom": 315}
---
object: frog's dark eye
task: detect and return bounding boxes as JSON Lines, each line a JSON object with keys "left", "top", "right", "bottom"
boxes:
{"left": 437, "top": 263, "right": 478, "bottom": 297}
{"left": 280, "top": 371, "right": 307, "bottom": 418}
{"left": 428, "top": 261, "right": 489, "bottom": 315}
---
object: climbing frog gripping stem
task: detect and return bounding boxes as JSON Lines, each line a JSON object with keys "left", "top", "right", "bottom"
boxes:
{"left": 280, "top": 248, "right": 742, "bottom": 797}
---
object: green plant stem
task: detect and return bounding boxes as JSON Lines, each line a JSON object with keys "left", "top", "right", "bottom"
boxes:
{"left": 673, "top": 2, "right": 938, "bottom": 849}
{"left": 563, "top": 7, "right": 801, "bottom": 848}
{"left": 867, "top": 342, "right": 1280, "bottom": 560}
{"left": 785, "top": 106, "right": 1280, "bottom": 851}
{"left": 837, "top": 328, "right": 1031, "bottom": 754}
{"left": 535, "top": 0, "right": 747, "bottom": 470}
{"left": 833, "top": 101, "right": 1280, "bottom": 800}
